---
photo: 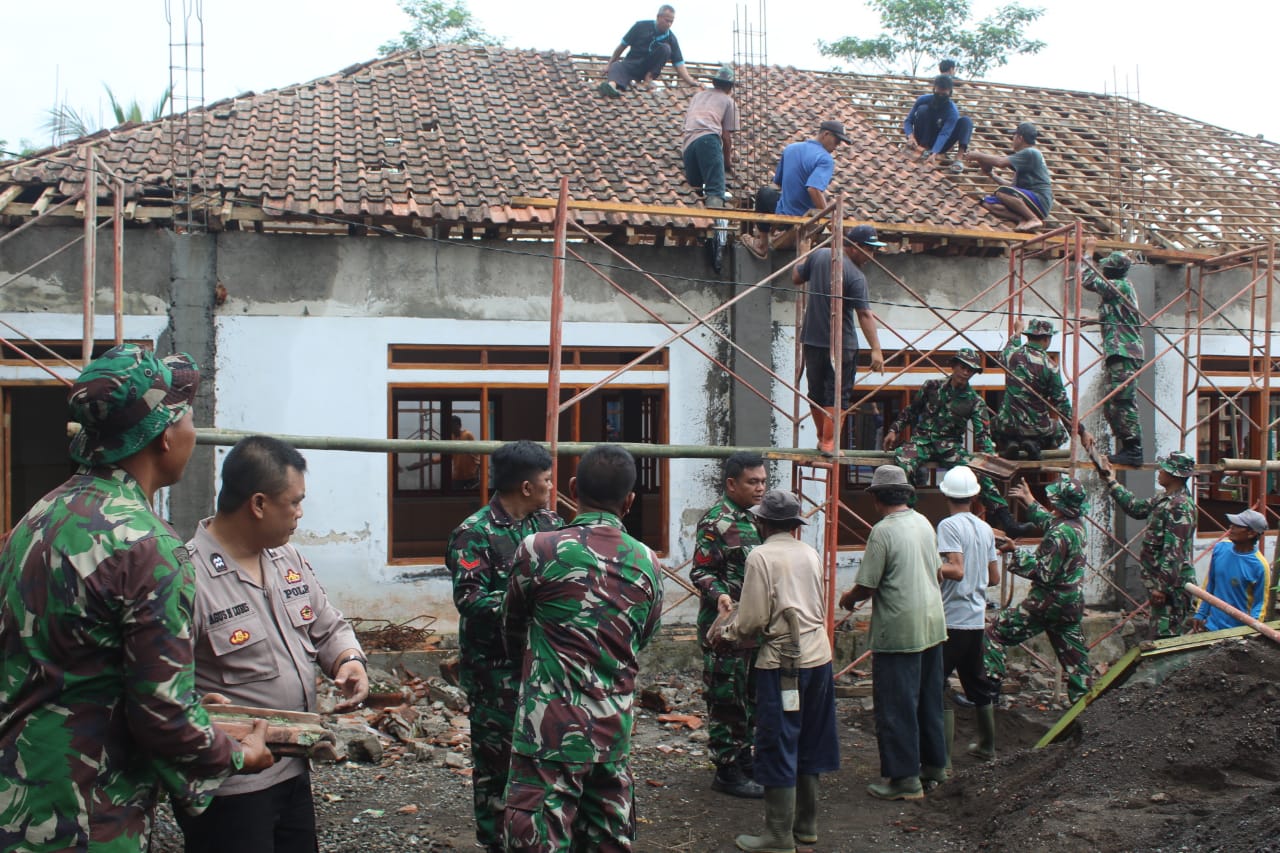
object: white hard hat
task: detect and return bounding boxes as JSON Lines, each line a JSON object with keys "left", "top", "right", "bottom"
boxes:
{"left": 940, "top": 465, "right": 980, "bottom": 498}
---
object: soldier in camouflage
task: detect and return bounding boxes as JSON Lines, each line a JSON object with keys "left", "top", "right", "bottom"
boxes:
{"left": 883, "top": 348, "right": 1032, "bottom": 537}
{"left": 984, "top": 476, "right": 1093, "bottom": 703}
{"left": 994, "top": 318, "right": 1094, "bottom": 459}
{"left": 0, "top": 344, "right": 273, "bottom": 853}
{"left": 690, "top": 452, "right": 767, "bottom": 799}
{"left": 1082, "top": 241, "right": 1146, "bottom": 465}
{"left": 501, "top": 445, "right": 663, "bottom": 853}
{"left": 447, "top": 440, "right": 563, "bottom": 853}
{"left": 1098, "top": 450, "right": 1197, "bottom": 638}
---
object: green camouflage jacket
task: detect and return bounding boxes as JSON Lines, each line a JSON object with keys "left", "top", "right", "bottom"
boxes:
{"left": 1008, "top": 502, "right": 1087, "bottom": 620}
{"left": 888, "top": 377, "right": 996, "bottom": 452}
{"left": 996, "top": 336, "right": 1075, "bottom": 438}
{"left": 691, "top": 494, "right": 762, "bottom": 608}
{"left": 1109, "top": 483, "right": 1196, "bottom": 593}
{"left": 1082, "top": 270, "right": 1144, "bottom": 362}
{"left": 446, "top": 494, "right": 562, "bottom": 670}
{"left": 503, "top": 511, "right": 663, "bottom": 763}
{"left": 0, "top": 468, "right": 238, "bottom": 853}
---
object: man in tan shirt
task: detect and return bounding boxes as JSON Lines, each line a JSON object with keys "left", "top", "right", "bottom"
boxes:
{"left": 717, "top": 490, "right": 838, "bottom": 852}
{"left": 181, "top": 435, "right": 369, "bottom": 853}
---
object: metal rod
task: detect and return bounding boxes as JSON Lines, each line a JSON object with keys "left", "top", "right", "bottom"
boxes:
{"left": 112, "top": 172, "right": 124, "bottom": 344}
{"left": 545, "top": 177, "right": 569, "bottom": 500}
{"left": 81, "top": 148, "right": 97, "bottom": 365}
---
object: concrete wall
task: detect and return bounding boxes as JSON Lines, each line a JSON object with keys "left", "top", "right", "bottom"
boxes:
{"left": 2, "top": 224, "right": 1277, "bottom": 629}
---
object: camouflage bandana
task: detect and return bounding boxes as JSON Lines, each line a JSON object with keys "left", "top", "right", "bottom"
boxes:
{"left": 1158, "top": 451, "right": 1195, "bottom": 478}
{"left": 1046, "top": 475, "right": 1088, "bottom": 517}
{"left": 1026, "top": 318, "right": 1056, "bottom": 336}
{"left": 67, "top": 344, "right": 200, "bottom": 465}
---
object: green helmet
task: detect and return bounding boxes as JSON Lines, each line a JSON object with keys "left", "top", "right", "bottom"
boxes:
{"left": 1101, "top": 251, "right": 1131, "bottom": 276}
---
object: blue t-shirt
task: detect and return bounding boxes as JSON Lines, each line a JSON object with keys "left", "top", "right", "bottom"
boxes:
{"left": 773, "top": 139, "right": 835, "bottom": 216}
{"left": 1195, "top": 540, "right": 1270, "bottom": 630}
{"left": 903, "top": 94, "right": 960, "bottom": 154}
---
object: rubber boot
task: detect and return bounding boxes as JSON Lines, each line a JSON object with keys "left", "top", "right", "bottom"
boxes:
{"left": 1108, "top": 438, "right": 1143, "bottom": 466}
{"left": 714, "top": 762, "right": 765, "bottom": 799}
{"left": 921, "top": 763, "right": 948, "bottom": 791}
{"left": 1020, "top": 440, "right": 1042, "bottom": 461}
{"left": 867, "top": 776, "right": 924, "bottom": 801}
{"left": 968, "top": 704, "right": 997, "bottom": 760}
{"left": 735, "top": 786, "right": 797, "bottom": 853}
{"left": 810, "top": 404, "right": 834, "bottom": 455}
{"left": 793, "top": 774, "right": 819, "bottom": 845}
{"left": 1000, "top": 440, "right": 1024, "bottom": 460}
{"left": 942, "top": 708, "right": 955, "bottom": 774}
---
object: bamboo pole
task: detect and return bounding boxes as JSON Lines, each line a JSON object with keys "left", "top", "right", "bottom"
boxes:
{"left": 1184, "top": 583, "right": 1280, "bottom": 644}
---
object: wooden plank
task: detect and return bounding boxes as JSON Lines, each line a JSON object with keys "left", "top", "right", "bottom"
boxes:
{"left": 31, "top": 188, "right": 55, "bottom": 216}
{"left": 0, "top": 185, "right": 22, "bottom": 214}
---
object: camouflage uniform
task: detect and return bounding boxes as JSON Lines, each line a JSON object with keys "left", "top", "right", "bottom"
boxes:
{"left": 994, "top": 323, "right": 1077, "bottom": 450}
{"left": 1108, "top": 472, "right": 1196, "bottom": 638}
{"left": 691, "top": 495, "right": 761, "bottom": 770}
{"left": 887, "top": 367, "right": 1009, "bottom": 514}
{"left": 0, "top": 468, "right": 240, "bottom": 852}
{"left": 447, "top": 495, "right": 562, "bottom": 852}
{"left": 985, "top": 477, "right": 1092, "bottom": 703}
{"left": 501, "top": 511, "right": 663, "bottom": 853}
{"left": 1082, "top": 259, "right": 1144, "bottom": 444}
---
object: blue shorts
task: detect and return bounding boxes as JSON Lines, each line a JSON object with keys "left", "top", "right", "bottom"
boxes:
{"left": 984, "top": 186, "right": 1048, "bottom": 218}
{"left": 753, "top": 662, "right": 840, "bottom": 787}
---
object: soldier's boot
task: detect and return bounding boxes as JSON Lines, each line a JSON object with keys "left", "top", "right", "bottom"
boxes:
{"left": 714, "top": 762, "right": 766, "bottom": 799}
{"left": 1020, "top": 440, "right": 1042, "bottom": 461}
{"left": 738, "top": 746, "right": 756, "bottom": 781}
{"left": 809, "top": 404, "right": 834, "bottom": 455}
{"left": 990, "top": 506, "right": 1037, "bottom": 539}
{"left": 1108, "top": 438, "right": 1144, "bottom": 466}
{"left": 942, "top": 708, "right": 955, "bottom": 774}
{"left": 734, "top": 786, "right": 797, "bottom": 852}
{"left": 1000, "top": 440, "right": 1025, "bottom": 460}
{"left": 968, "top": 704, "right": 997, "bottom": 760}
{"left": 793, "top": 774, "right": 819, "bottom": 845}
{"left": 867, "top": 776, "right": 924, "bottom": 801}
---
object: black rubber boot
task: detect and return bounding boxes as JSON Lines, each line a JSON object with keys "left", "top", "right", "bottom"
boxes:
{"left": 1108, "top": 439, "right": 1143, "bottom": 466}
{"left": 990, "top": 506, "right": 1037, "bottom": 539}
{"left": 738, "top": 746, "right": 756, "bottom": 781}
{"left": 793, "top": 774, "right": 819, "bottom": 844}
{"left": 1020, "top": 440, "right": 1042, "bottom": 461}
{"left": 713, "top": 763, "right": 765, "bottom": 799}
{"left": 735, "top": 787, "right": 797, "bottom": 852}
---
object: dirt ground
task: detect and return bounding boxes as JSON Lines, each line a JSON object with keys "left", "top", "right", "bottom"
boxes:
{"left": 151, "top": 635, "right": 1280, "bottom": 852}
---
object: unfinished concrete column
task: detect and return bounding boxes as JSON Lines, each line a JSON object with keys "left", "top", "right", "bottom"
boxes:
{"left": 730, "top": 250, "right": 776, "bottom": 447}
{"left": 165, "top": 232, "right": 219, "bottom": 537}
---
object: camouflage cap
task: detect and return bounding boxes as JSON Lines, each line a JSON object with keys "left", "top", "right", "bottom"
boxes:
{"left": 712, "top": 63, "right": 735, "bottom": 84}
{"left": 1026, "top": 318, "right": 1056, "bottom": 337}
{"left": 1101, "top": 251, "right": 1132, "bottom": 275}
{"left": 68, "top": 344, "right": 200, "bottom": 465}
{"left": 951, "top": 347, "right": 983, "bottom": 372}
{"left": 1157, "top": 450, "right": 1195, "bottom": 479}
{"left": 1045, "top": 475, "right": 1088, "bottom": 517}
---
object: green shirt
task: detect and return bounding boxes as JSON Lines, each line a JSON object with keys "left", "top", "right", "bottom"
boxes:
{"left": 855, "top": 508, "right": 947, "bottom": 653}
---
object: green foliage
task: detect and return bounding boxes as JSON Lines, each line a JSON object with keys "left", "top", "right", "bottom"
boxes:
{"left": 41, "top": 84, "right": 173, "bottom": 146}
{"left": 379, "top": 0, "right": 500, "bottom": 54}
{"left": 819, "top": 0, "right": 1045, "bottom": 77}
{"left": 104, "top": 85, "right": 171, "bottom": 125}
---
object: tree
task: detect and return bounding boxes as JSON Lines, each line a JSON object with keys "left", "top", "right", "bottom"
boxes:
{"left": 819, "top": 0, "right": 1045, "bottom": 78}
{"left": 42, "top": 85, "right": 172, "bottom": 146}
{"left": 379, "top": 0, "right": 500, "bottom": 54}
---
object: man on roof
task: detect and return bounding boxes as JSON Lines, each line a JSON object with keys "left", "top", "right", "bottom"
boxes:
{"left": 904, "top": 74, "right": 973, "bottom": 173}
{"left": 601, "top": 5, "right": 700, "bottom": 96}
{"left": 966, "top": 122, "right": 1053, "bottom": 232}
{"left": 741, "top": 120, "right": 853, "bottom": 259}
{"left": 682, "top": 64, "right": 740, "bottom": 210}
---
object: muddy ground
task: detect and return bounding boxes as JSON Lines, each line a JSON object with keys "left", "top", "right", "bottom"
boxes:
{"left": 152, "top": 635, "right": 1280, "bottom": 852}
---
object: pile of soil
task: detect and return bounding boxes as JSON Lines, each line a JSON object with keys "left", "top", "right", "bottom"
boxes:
{"left": 923, "top": 635, "right": 1280, "bottom": 853}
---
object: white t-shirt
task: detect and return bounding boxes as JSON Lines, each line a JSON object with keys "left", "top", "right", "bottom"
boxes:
{"left": 936, "top": 512, "right": 997, "bottom": 630}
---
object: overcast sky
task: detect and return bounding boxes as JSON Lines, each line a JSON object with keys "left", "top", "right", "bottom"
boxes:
{"left": 3, "top": 0, "right": 1275, "bottom": 153}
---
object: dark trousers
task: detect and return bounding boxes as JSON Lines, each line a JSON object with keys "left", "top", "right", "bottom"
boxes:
{"left": 914, "top": 115, "right": 974, "bottom": 153}
{"left": 754, "top": 184, "right": 780, "bottom": 234}
{"left": 803, "top": 344, "right": 857, "bottom": 411}
{"left": 175, "top": 771, "right": 317, "bottom": 853}
{"left": 607, "top": 43, "right": 671, "bottom": 90}
{"left": 942, "top": 627, "right": 997, "bottom": 707}
{"left": 683, "top": 133, "right": 727, "bottom": 202}
{"left": 871, "top": 644, "right": 947, "bottom": 779}
{"left": 753, "top": 663, "right": 841, "bottom": 787}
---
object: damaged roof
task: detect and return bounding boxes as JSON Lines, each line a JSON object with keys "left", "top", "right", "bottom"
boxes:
{"left": 2, "top": 45, "right": 1278, "bottom": 250}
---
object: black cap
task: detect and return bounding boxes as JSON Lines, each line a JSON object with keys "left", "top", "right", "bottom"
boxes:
{"left": 844, "top": 225, "right": 886, "bottom": 247}
{"left": 819, "top": 120, "right": 852, "bottom": 144}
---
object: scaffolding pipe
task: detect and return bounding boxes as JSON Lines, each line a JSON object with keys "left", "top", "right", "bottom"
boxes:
{"left": 113, "top": 171, "right": 124, "bottom": 344}
{"left": 81, "top": 148, "right": 97, "bottom": 365}
{"left": 546, "top": 177, "right": 569, "bottom": 499}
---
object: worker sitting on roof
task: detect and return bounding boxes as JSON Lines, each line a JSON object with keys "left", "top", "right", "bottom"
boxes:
{"left": 741, "top": 121, "right": 852, "bottom": 260}
{"left": 682, "top": 65, "right": 739, "bottom": 210}
{"left": 904, "top": 75, "right": 973, "bottom": 173}
{"left": 601, "top": 4, "right": 700, "bottom": 96}
{"left": 966, "top": 122, "right": 1053, "bottom": 232}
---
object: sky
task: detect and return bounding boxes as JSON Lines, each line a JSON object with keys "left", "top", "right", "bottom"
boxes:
{"left": 2, "top": 0, "right": 1276, "bottom": 154}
